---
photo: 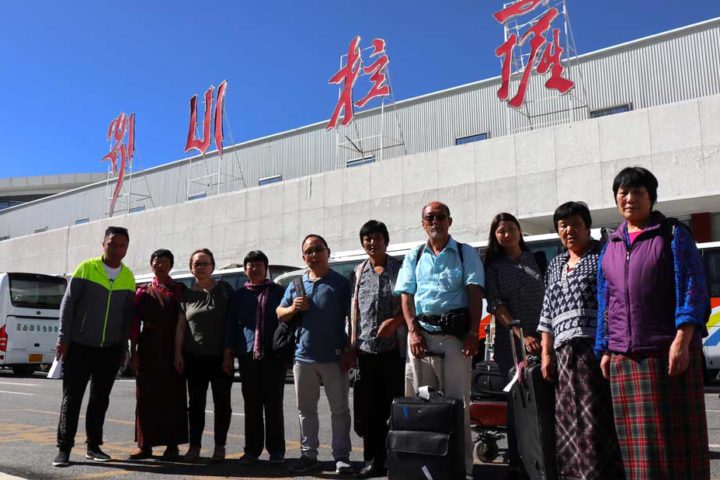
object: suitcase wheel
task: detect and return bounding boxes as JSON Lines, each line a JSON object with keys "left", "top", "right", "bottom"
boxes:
{"left": 474, "top": 438, "right": 499, "bottom": 463}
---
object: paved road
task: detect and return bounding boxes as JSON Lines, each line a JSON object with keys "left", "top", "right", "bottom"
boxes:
{"left": 0, "top": 370, "right": 717, "bottom": 479}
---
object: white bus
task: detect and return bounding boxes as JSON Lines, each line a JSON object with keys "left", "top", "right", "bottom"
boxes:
{"left": 276, "top": 230, "right": 720, "bottom": 382}
{"left": 134, "top": 263, "right": 300, "bottom": 289}
{"left": 0, "top": 272, "right": 67, "bottom": 375}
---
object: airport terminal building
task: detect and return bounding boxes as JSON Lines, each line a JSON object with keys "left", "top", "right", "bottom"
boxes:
{"left": 0, "top": 18, "right": 719, "bottom": 275}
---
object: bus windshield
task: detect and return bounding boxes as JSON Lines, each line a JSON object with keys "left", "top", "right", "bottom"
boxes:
{"left": 8, "top": 273, "right": 67, "bottom": 309}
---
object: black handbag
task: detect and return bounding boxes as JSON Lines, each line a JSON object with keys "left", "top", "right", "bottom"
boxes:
{"left": 271, "top": 277, "right": 305, "bottom": 366}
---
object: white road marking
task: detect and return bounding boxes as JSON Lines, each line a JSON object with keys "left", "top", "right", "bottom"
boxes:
{"left": 0, "top": 381, "right": 37, "bottom": 387}
{"left": 0, "top": 390, "right": 34, "bottom": 396}
{"left": 705, "top": 410, "right": 720, "bottom": 413}
{"left": 205, "top": 410, "right": 244, "bottom": 416}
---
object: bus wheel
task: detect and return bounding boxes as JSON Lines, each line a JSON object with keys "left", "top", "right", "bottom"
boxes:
{"left": 12, "top": 365, "right": 36, "bottom": 376}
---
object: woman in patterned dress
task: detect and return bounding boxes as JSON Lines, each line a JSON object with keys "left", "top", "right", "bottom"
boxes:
{"left": 484, "top": 212, "right": 545, "bottom": 478}
{"left": 537, "top": 201, "right": 624, "bottom": 480}
{"left": 595, "top": 167, "right": 710, "bottom": 479}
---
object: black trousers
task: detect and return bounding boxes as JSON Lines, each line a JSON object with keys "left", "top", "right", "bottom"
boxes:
{"left": 238, "top": 353, "right": 286, "bottom": 457}
{"left": 56, "top": 342, "right": 124, "bottom": 451}
{"left": 185, "top": 352, "right": 233, "bottom": 447}
{"left": 356, "top": 350, "right": 405, "bottom": 465}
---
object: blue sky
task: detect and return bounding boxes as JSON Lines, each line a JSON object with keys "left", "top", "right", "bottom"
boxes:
{"left": 0, "top": 1, "right": 718, "bottom": 178}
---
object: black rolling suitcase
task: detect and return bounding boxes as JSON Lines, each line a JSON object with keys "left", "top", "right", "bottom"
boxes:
{"left": 508, "top": 320, "right": 557, "bottom": 480}
{"left": 387, "top": 354, "right": 465, "bottom": 480}
{"left": 472, "top": 325, "right": 506, "bottom": 400}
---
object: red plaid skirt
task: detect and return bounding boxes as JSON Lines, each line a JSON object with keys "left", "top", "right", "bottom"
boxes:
{"left": 610, "top": 350, "right": 709, "bottom": 480}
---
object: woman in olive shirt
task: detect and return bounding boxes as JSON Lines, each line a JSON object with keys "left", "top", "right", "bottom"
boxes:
{"left": 174, "top": 248, "right": 234, "bottom": 462}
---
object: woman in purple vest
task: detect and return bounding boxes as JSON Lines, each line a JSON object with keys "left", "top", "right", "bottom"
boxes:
{"left": 595, "top": 167, "right": 710, "bottom": 479}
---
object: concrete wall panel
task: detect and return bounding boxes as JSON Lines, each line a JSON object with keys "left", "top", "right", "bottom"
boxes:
{"left": 599, "top": 110, "right": 652, "bottom": 162}
{"left": 649, "top": 101, "right": 702, "bottom": 155}
{"left": 556, "top": 163, "right": 603, "bottom": 207}
{"left": 437, "top": 144, "right": 475, "bottom": 188}
{"left": 515, "top": 129, "right": 556, "bottom": 175}
{"left": 554, "top": 120, "right": 601, "bottom": 169}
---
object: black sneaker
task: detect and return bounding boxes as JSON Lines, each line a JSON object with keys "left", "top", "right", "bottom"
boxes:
{"left": 86, "top": 446, "right": 111, "bottom": 462}
{"left": 288, "top": 455, "right": 319, "bottom": 473}
{"left": 53, "top": 449, "right": 70, "bottom": 467}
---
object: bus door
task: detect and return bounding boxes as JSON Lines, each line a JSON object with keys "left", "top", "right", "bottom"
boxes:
{"left": 0, "top": 273, "right": 66, "bottom": 369}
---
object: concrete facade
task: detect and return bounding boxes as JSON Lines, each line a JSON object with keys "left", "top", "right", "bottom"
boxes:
{"left": 1, "top": 94, "right": 718, "bottom": 276}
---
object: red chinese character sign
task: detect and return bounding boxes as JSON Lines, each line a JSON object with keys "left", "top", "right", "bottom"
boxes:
{"left": 185, "top": 80, "right": 228, "bottom": 157}
{"left": 494, "top": 0, "right": 574, "bottom": 109}
{"left": 101, "top": 112, "right": 135, "bottom": 216}
{"left": 326, "top": 37, "right": 391, "bottom": 130}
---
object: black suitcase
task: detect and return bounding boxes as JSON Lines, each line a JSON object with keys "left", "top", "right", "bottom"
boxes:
{"left": 387, "top": 396, "right": 465, "bottom": 480}
{"left": 472, "top": 325, "right": 506, "bottom": 400}
{"left": 387, "top": 353, "right": 465, "bottom": 480}
{"left": 472, "top": 360, "right": 506, "bottom": 400}
{"left": 508, "top": 320, "right": 557, "bottom": 480}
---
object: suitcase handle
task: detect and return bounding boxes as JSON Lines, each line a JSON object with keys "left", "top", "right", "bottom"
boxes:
{"left": 508, "top": 319, "right": 527, "bottom": 371}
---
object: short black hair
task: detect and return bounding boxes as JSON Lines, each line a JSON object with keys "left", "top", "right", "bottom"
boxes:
{"left": 612, "top": 167, "right": 658, "bottom": 207}
{"left": 553, "top": 201, "right": 592, "bottom": 231}
{"left": 150, "top": 249, "right": 174, "bottom": 268}
{"left": 302, "top": 234, "right": 329, "bottom": 249}
{"left": 359, "top": 220, "right": 390, "bottom": 246}
{"left": 243, "top": 250, "right": 269, "bottom": 268}
{"left": 104, "top": 226, "right": 129, "bottom": 241}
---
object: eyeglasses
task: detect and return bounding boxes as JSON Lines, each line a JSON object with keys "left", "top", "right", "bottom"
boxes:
{"left": 423, "top": 214, "right": 448, "bottom": 223}
{"left": 303, "top": 246, "right": 327, "bottom": 256}
{"left": 192, "top": 262, "right": 212, "bottom": 268}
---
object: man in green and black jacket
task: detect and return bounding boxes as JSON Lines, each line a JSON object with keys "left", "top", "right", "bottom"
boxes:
{"left": 52, "top": 226, "right": 136, "bottom": 467}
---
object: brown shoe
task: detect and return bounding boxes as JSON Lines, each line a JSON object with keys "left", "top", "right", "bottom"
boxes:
{"left": 162, "top": 445, "right": 179, "bottom": 460}
{"left": 128, "top": 447, "right": 152, "bottom": 459}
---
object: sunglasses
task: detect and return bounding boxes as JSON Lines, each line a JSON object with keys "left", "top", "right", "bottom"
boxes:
{"left": 423, "top": 214, "right": 448, "bottom": 223}
{"left": 303, "top": 246, "right": 327, "bottom": 256}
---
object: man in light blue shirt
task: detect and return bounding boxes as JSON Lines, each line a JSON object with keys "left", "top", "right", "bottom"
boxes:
{"left": 394, "top": 201, "right": 485, "bottom": 479}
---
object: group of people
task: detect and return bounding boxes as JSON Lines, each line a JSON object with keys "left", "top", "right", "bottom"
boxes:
{"left": 50, "top": 166, "right": 710, "bottom": 480}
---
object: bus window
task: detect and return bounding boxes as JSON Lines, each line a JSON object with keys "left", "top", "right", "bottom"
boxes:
{"left": 268, "top": 265, "right": 301, "bottom": 281}
{"left": 219, "top": 272, "right": 249, "bottom": 290}
{"left": 703, "top": 248, "right": 720, "bottom": 297}
{"left": 528, "top": 239, "right": 562, "bottom": 265}
{"left": 331, "top": 260, "right": 364, "bottom": 283}
{"left": 8, "top": 273, "right": 66, "bottom": 309}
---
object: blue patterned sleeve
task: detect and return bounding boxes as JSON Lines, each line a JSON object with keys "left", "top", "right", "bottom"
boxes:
{"left": 672, "top": 225, "right": 710, "bottom": 335}
{"left": 594, "top": 242, "right": 610, "bottom": 357}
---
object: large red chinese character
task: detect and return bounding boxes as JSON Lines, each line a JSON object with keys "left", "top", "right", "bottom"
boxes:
{"left": 507, "top": 8, "right": 557, "bottom": 108}
{"left": 536, "top": 28, "right": 574, "bottom": 94}
{"left": 327, "top": 36, "right": 362, "bottom": 130}
{"left": 494, "top": 1, "right": 574, "bottom": 109}
{"left": 185, "top": 80, "right": 228, "bottom": 156}
{"left": 496, "top": 33, "right": 518, "bottom": 103}
{"left": 355, "top": 38, "right": 390, "bottom": 108}
{"left": 493, "top": 0, "right": 544, "bottom": 24}
{"left": 101, "top": 112, "right": 135, "bottom": 216}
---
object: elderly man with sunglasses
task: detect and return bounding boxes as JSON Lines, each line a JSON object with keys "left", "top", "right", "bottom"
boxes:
{"left": 394, "top": 202, "right": 485, "bottom": 480}
{"left": 276, "top": 234, "right": 353, "bottom": 475}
